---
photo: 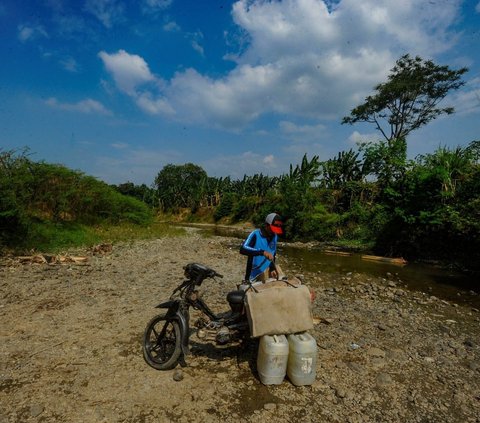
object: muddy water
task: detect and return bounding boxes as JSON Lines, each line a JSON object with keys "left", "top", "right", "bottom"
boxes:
{"left": 186, "top": 224, "right": 480, "bottom": 309}
{"left": 280, "top": 244, "right": 479, "bottom": 307}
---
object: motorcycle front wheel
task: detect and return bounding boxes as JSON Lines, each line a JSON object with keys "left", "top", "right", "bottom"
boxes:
{"left": 142, "top": 314, "right": 182, "bottom": 370}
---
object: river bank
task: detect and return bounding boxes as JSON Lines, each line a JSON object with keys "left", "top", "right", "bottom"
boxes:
{"left": 1, "top": 231, "right": 479, "bottom": 422}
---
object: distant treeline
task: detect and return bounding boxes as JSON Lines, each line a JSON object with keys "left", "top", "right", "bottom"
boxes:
{"left": 2, "top": 141, "right": 479, "bottom": 270}
{"left": 0, "top": 149, "right": 152, "bottom": 251}
{"left": 118, "top": 140, "right": 479, "bottom": 271}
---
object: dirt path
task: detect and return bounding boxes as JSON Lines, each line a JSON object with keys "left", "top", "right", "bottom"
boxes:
{"left": 1, "top": 230, "right": 479, "bottom": 423}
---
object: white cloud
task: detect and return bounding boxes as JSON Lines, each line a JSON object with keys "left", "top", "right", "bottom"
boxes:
{"left": 18, "top": 24, "right": 48, "bottom": 42}
{"left": 203, "top": 151, "right": 281, "bottom": 178}
{"left": 163, "top": 21, "right": 180, "bottom": 32}
{"left": 135, "top": 92, "right": 175, "bottom": 115}
{"left": 476, "top": 2, "right": 480, "bottom": 13}
{"left": 263, "top": 155, "right": 275, "bottom": 166}
{"left": 347, "top": 130, "right": 382, "bottom": 146}
{"left": 99, "top": 50, "right": 174, "bottom": 116}
{"left": 279, "top": 121, "right": 327, "bottom": 142}
{"left": 450, "top": 77, "right": 480, "bottom": 116}
{"left": 166, "top": 66, "right": 271, "bottom": 128}
{"left": 84, "top": 0, "right": 125, "bottom": 28}
{"left": 191, "top": 40, "right": 205, "bottom": 56}
{"left": 46, "top": 98, "right": 112, "bottom": 115}
{"left": 146, "top": 0, "right": 172, "bottom": 7}
{"left": 60, "top": 57, "right": 79, "bottom": 72}
{"left": 187, "top": 31, "right": 205, "bottom": 56}
{"left": 111, "top": 142, "right": 129, "bottom": 149}
{"left": 100, "top": 0, "right": 465, "bottom": 130}
{"left": 143, "top": 0, "right": 172, "bottom": 12}
{"left": 98, "top": 50, "right": 156, "bottom": 95}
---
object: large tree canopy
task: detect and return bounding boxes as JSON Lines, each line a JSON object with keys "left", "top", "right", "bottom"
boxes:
{"left": 342, "top": 54, "right": 468, "bottom": 142}
{"left": 154, "top": 163, "right": 208, "bottom": 211}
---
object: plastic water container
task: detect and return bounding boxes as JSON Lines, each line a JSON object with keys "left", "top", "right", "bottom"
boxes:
{"left": 257, "top": 334, "right": 289, "bottom": 385}
{"left": 287, "top": 332, "right": 317, "bottom": 386}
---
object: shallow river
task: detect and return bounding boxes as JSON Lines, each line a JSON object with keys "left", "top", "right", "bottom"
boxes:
{"left": 186, "top": 224, "right": 479, "bottom": 309}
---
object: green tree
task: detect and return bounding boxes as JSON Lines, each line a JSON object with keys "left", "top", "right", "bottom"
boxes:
{"left": 343, "top": 54, "right": 467, "bottom": 190}
{"left": 213, "top": 192, "right": 237, "bottom": 222}
{"left": 320, "top": 149, "right": 364, "bottom": 190}
{"left": 114, "top": 182, "right": 158, "bottom": 208}
{"left": 342, "top": 54, "right": 468, "bottom": 142}
{"left": 0, "top": 149, "right": 33, "bottom": 246}
{"left": 359, "top": 137, "right": 408, "bottom": 187}
{"left": 373, "top": 141, "right": 480, "bottom": 267}
{"left": 319, "top": 149, "right": 369, "bottom": 211}
{"left": 1, "top": 150, "right": 153, "bottom": 251}
{"left": 284, "top": 154, "right": 321, "bottom": 189}
{"left": 275, "top": 155, "right": 325, "bottom": 239}
{"left": 416, "top": 145, "right": 474, "bottom": 201}
{"left": 154, "top": 163, "right": 208, "bottom": 212}
{"left": 29, "top": 162, "right": 82, "bottom": 221}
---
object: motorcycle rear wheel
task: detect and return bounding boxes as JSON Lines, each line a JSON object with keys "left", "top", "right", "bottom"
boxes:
{"left": 143, "top": 314, "right": 182, "bottom": 370}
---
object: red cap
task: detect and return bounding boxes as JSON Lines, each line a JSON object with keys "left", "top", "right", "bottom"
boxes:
{"left": 265, "top": 213, "right": 283, "bottom": 235}
{"left": 270, "top": 223, "right": 283, "bottom": 235}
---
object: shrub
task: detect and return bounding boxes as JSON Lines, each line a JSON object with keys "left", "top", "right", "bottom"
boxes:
{"left": 214, "top": 193, "right": 237, "bottom": 222}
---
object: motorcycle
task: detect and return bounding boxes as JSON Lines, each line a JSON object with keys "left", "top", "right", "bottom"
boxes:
{"left": 142, "top": 263, "right": 250, "bottom": 370}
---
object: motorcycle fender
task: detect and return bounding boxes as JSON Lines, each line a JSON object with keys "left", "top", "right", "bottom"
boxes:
{"left": 175, "top": 311, "right": 190, "bottom": 356}
{"left": 154, "top": 302, "right": 190, "bottom": 356}
{"left": 155, "top": 300, "right": 177, "bottom": 310}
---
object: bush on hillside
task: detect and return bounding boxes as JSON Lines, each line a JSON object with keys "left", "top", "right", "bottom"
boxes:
{"left": 0, "top": 150, "right": 153, "bottom": 251}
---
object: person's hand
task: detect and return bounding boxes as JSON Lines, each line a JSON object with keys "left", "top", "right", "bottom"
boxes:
{"left": 270, "top": 269, "right": 278, "bottom": 279}
{"left": 263, "top": 251, "right": 274, "bottom": 261}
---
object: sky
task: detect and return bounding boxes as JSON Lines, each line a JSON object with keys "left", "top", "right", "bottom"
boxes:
{"left": 1, "top": 0, "right": 479, "bottom": 185}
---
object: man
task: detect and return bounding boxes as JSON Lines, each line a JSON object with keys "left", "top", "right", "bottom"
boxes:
{"left": 240, "top": 213, "right": 284, "bottom": 282}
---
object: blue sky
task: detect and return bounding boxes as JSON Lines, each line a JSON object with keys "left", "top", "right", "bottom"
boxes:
{"left": 1, "top": 0, "right": 479, "bottom": 185}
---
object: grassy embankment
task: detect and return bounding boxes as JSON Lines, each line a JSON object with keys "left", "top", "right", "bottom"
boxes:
{"left": 11, "top": 220, "right": 187, "bottom": 255}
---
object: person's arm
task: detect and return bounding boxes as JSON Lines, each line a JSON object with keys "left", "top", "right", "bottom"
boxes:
{"left": 268, "top": 236, "right": 278, "bottom": 277}
{"left": 240, "top": 232, "right": 263, "bottom": 256}
{"left": 268, "top": 254, "right": 276, "bottom": 271}
{"left": 240, "top": 232, "right": 262, "bottom": 281}
{"left": 240, "top": 233, "right": 274, "bottom": 261}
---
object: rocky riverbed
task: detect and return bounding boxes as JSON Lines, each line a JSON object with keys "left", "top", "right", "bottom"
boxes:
{"left": 1, "top": 230, "right": 479, "bottom": 422}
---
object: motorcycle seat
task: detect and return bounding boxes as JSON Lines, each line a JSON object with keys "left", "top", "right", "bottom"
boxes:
{"left": 227, "top": 290, "right": 246, "bottom": 304}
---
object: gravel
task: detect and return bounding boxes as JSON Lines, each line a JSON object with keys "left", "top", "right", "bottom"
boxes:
{"left": 1, "top": 230, "right": 479, "bottom": 423}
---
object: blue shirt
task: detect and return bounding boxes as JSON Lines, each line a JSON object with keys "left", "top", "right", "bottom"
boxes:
{"left": 240, "top": 228, "right": 277, "bottom": 280}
